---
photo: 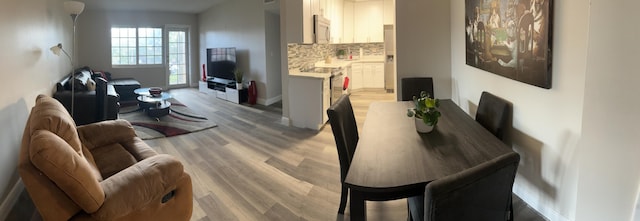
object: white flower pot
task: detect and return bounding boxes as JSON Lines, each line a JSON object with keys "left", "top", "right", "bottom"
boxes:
{"left": 236, "top": 82, "right": 243, "bottom": 90}
{"left": 415, "top": 117, "right": 434, "bottom": 133}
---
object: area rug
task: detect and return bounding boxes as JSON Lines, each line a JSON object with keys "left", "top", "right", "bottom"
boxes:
{"left": 119, "top": 98, "right": 217, "bottom": 140}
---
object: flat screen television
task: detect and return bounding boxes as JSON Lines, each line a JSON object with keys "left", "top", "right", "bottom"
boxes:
{"left": 206, "top": 47, "right": 236, "bottom": 81}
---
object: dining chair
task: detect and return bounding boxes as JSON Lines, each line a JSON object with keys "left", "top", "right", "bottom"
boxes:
{"left": 476, "top": 91, "right": 511, "bottom": 141}
{"left": 401, "top": 77, "right": 434, "bottom": 101}
{"left": 423, "top": 152, "right": 520, "bottom": 221}
{"left": 326, "top": 94, "right": 359, "bottom": 214}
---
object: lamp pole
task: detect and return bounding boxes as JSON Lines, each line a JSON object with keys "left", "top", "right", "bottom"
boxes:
{"left": 63, "top": 1, "right": 84, "bottom": 118}
{"left": 69, "top": 13, "right": 78, "bottom": 117}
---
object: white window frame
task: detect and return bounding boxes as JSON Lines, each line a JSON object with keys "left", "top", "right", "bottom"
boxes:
{"left": 111, "top": 26, "right": 164, "bottom": 68}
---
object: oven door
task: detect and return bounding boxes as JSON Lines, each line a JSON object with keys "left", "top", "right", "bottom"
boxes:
{"left": 330, "top": 72, "right": 343, "bottom": 105}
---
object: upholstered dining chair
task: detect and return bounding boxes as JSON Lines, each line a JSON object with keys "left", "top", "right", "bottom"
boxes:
{"left": 423, "top": 152, "right": 520, "bottom": 221}
{"left": 19, "top": 95, "right": 193, "bottom": 221}
{"left": 402, "top": 77, "right": 434, "bottom": 101}
{"left": 476, "top": 91, "right": 511, "bottom": 141}
{"left": 327, "top": 94, "right": 359, "bottom": 214}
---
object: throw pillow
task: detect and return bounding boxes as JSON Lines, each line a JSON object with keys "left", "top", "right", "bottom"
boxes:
{"left": 86, "top": 78, "right": 96, "bottom": 91}
{"left": 65, "top": 71, "right": 90, "bottom": 92}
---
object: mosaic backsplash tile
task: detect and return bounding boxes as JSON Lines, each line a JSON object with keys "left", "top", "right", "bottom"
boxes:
{"left": 287, "top": 43, "right": 385, "bottom": 70}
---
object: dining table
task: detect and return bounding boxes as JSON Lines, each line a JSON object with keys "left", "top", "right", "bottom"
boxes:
{"left": 344, "top": 100, "right": 514, "bottom": 221}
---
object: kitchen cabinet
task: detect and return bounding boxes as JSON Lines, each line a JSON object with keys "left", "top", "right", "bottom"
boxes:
{"left": 342, "top": 0, "right": 384, "bottom": 43}
{"left": 327, "top": 0, "right": 344, "bottom": 43}
{"left": 289, "top": 75, "right": 330, "bottom": 130}
{"left": 383, "top": 0, "right": 394, "bottom": 25}
{"left": 348, "top": 62, "right": 384, "bottom": 90}
{"left": 284, "top": 0, "right": 314, "bottom": 44}
{"left": 362, "top": 62, "right": 384, "bottom": 88}
{"left": 351, "top": 63, "right": 363, "bottom": 89}
{"left": 342, "top": 1, "right": 354, "bottom": 43}
{"left": 353, "top": 1, "right": 383, "bottom": 43}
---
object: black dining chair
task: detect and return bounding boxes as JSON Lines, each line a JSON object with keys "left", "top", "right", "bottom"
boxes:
{"left": 326, "top": 94, "right": 359, "bottom": 214}
{"left": 402, "top": 77, "right": 434, "bottom": 101}
{"left": 476, "top": 91, "right": 511, "bottom": 141}
{"left": 423, "top": 152, "right": 520, "bottom": 221}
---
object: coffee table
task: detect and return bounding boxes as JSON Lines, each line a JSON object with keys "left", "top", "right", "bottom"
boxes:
{"left": 134, "top": 88, "right": 172, "bottom": 118}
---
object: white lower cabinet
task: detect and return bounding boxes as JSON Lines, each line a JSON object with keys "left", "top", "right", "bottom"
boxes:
{"left": 289, "top": 75, "right": 331, "bottom": 130}
{"left": 369, "top": 62, "right": 385, "bottom": 88}
{"left": 353, "top": 62, "right": 384, "bottom": 89}
{"left": 351, "top": 63, "right": 363, "bottom": 90}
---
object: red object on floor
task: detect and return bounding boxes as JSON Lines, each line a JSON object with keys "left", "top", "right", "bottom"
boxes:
{"left": 202, "top": 64, "right": 206, "bottom": 81}
{"left": 248, "top": 80, "right": 257, "bottom": 105}
{"left": 343, "top": 76, "right": 350, "bottom": 90}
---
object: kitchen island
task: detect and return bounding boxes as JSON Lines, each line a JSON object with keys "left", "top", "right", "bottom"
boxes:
{"left": 288, "top": 69, "right": 331, "bottom": 130}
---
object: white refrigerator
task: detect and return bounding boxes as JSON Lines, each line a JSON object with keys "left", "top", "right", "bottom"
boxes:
{"left": 384, "top": 25, "right": 395, "bottom": 92}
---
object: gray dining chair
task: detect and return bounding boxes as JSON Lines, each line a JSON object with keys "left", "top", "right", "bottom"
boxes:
{"left": 476, "top": 91, "right": 511, "bottom": 141}
{"left": 423, "top": 152, "right": 520, "bottom": 221}
{"left": 402, "top": 77, "right": 434, "bottom": 101}
{"left": 327, "top": 94, "right": 359, "bottom": 214}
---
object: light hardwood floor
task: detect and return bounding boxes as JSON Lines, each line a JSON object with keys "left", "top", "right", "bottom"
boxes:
{"left": 8, "top": 88, "right": 546, "bottom": 221}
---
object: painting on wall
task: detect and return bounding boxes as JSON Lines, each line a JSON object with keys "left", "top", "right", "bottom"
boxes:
{"left": 465, "top": 0, "right": 553, "bottom": 89}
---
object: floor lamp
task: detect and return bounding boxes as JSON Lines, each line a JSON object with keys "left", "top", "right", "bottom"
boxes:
{"left": 50, "top": 1, "right": 84, "bottom": 117}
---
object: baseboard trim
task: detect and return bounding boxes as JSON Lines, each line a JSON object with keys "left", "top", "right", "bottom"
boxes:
{"left": 280, "top": 117, "right": 290, "bottom": 126}
{"left": 515, "top": 186, "right": 568, "bottom": 221}
{"left": 0, "top": 179, "right": 24, "bottom": 221}
{"left": 263, "top": 95, "right": 282, "bottom": 106}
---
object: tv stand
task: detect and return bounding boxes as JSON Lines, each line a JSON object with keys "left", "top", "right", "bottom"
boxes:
{"left": 207, "top": 77, "right": 235, "bottom": 91}
{"left": 204, "top": 78, "right": 247, "bottom": 104}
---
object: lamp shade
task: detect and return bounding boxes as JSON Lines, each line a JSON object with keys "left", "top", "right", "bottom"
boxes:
{"left": 50, "top": 43, "right": 63, "bottom": 55}
{"left": 64, "top": 1, "right": 85, "bottom": 15}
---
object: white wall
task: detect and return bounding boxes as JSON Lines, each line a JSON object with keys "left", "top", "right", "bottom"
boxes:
{"left": 199, "top": 0, "right": 273, "bottom": 105}
{"left": 396, "top": 0, "right": 451, "bottom": 101}
{"left": 450, "top": 0, "right": 590, "bottom": 220}
{"left": 77, "top": 10, "right": 199, "bottom": 88}
{"left": 0, "top": 0, "right": 72, "bottom": 218}
{"left": 575, "top": 0, "right": 640, "bottom": 220}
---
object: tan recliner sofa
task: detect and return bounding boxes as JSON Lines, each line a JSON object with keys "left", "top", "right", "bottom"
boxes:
{"left": 19, "top": 95, "right": 192, "bottom": 221}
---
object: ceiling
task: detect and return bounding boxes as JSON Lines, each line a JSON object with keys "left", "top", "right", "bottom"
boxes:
{"left": 80, "top": 0, "right": 230, "bottom": 14}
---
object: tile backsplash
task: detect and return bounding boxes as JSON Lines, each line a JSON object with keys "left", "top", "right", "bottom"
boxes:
{"left": 287, "top": 42, "right": 385, "bottom": 70}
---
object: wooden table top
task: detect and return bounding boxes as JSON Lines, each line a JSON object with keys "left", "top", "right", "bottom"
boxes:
{"left": 344, "top": 100, "right": 513, "bottom": 192}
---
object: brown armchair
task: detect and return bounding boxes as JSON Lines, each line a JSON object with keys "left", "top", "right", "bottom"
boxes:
{"left": 19, "top": 95, "right": 192, "bottom": 221}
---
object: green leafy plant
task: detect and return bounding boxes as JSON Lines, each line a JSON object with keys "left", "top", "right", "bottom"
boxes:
{"left": 233, "top": 68, "right": 243, "bottom": 83}
{"left": 336, "top": 49, "right": 346, "bottom": 59}
{"left": 406, "top": 91, "right": 441, "bottom": 126}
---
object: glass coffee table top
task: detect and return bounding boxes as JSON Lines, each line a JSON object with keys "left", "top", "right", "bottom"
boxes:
{"left": 134, "top": 88, "right": 172, "bottom": 118}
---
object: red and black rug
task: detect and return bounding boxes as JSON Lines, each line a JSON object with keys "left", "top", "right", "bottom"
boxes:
{"left": 119, "top": 98, "right": 217, "bottom": 140}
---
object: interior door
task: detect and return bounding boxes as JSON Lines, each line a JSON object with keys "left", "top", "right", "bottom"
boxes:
{"left": 166, "top": 27, "right": 189, "bottom": 88}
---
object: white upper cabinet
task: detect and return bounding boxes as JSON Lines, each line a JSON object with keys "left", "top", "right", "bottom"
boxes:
{"left": 383, "top": 0, "right": 394, "bottom": 25}
{"left": 284, "top": 0, "right": 314, "bottom": 44}
{"left": 353, "top": 1, "right": 383, "bottom": 43}
{"left": 327, "top": 0, "right": 344, "bottom": 43}
{"left": 342, "top": 1, "right": 354, "bottom": 43}
{"left": 342, "top": 0, "right": 385, "bottom": 43}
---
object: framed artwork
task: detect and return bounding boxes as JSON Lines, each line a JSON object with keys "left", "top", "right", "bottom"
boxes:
{"left": 465, "top": 0, "right": 553, "bottom": 89}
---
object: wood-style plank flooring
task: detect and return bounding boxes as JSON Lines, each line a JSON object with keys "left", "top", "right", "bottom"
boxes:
{"left": 7, "top": 88, "right": 546, "bottom": 221}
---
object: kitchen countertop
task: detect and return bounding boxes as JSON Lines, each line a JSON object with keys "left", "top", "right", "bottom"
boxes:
{"left": 314, "top": 56, "right": 385, "bottom": 68}
{"left": 288, "top": 69, "right": 331, "bottom": 79}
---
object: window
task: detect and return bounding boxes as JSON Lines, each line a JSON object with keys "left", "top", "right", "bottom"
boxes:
{"left": 111, "top": 27, "right": 163, "bottom": 66}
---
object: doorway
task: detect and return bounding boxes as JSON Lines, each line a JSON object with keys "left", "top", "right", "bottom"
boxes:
{"left": 166, "top": 27, "right": 189, "bottom": 88}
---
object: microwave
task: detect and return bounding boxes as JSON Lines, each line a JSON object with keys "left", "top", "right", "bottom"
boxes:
{"left": 314, "top": 15, "right": 331, "bottom": 44}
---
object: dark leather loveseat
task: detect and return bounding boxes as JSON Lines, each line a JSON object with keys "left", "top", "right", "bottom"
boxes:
{"left": 54, "top": 69, "right": 120, "bottom": 125}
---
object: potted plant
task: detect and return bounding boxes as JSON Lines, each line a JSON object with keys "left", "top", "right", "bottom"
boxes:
{"left": 234, "top": 68, "right": 244, "bottom": 89}
{"left": 337, "top": 49, "right": 346, "bottom": 59}
{"left": 406, "top": 91, "right": 441, "bottom": 133}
